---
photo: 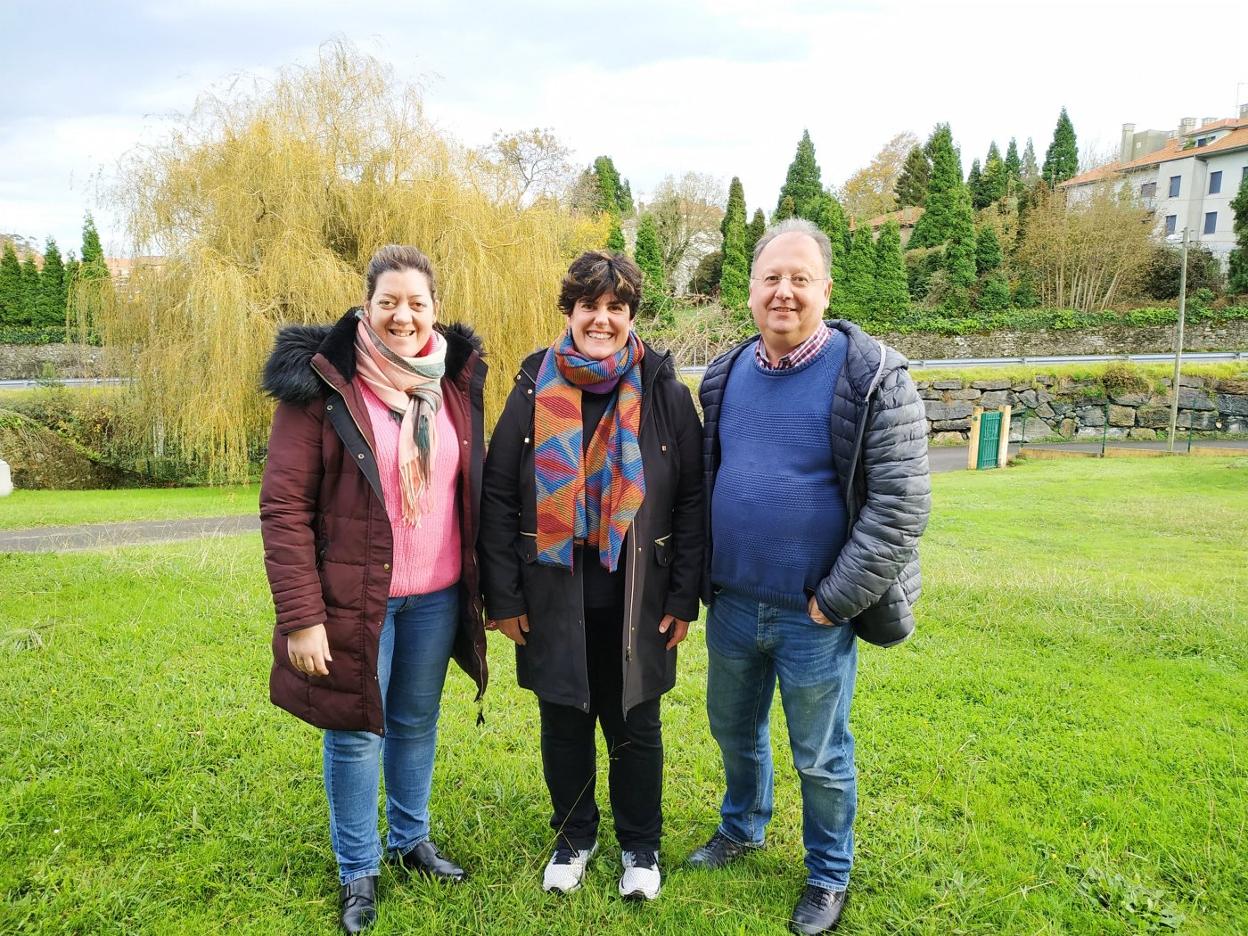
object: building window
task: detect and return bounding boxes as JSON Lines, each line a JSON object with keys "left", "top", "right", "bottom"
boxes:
{"left": 1169, "top": 176, "right": 1181, "bottom": 197}
{"left": 1165, "top": 215, "right": 1177, "bottom": 235}
{"left": 1203, "top": 211, "right": 1217, "bottom": 235}
{"left": 1209, "top": 171, "right": 1222, "bottom": 194}
{"left": 1140, "top": 181, "right": 1157, "bottom": 198}
{"left": 1196, "top": 137, "right": 1210, "bottom": 147}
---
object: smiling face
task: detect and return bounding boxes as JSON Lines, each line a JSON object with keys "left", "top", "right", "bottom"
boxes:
{"left": 365, "top": 268, "right": 437, "bottom": 358}
{"left": 749, "top": 231, "right": 832, "bottom": 357}
{"left": 567, "top": 291, "right": 632, "bottom": 360}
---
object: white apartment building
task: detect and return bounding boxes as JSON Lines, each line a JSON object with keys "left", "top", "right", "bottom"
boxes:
{"left": 1062, "top": 107, "right": 1248, "bottom": 264}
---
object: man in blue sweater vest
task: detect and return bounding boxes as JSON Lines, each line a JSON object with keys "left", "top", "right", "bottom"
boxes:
{"left": 689, "top": 219, "right": 931, "bottom": 934}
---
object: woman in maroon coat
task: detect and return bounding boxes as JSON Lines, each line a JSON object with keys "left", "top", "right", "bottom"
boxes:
{"left": 260, "top": 245, "right": 487, "bottom": 934}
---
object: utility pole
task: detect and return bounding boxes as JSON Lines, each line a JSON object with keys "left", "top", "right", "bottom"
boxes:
{"left": 1166, "top": 228, "right": 1189, "bottom": 452}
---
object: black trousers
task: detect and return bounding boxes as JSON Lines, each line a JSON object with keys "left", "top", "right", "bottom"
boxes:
{"left": 538, "top": 604, "right": 663, "bottom": 851}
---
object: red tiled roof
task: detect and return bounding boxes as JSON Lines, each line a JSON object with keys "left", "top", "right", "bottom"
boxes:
{"left": 1063, "top": 125, "right": 1248, "bottom": 188}
{"left": 857, "top": 206, "right": 924, "bottom": 230}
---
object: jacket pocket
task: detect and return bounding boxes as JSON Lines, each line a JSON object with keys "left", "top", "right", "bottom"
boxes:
{"left": 653, "top": 533, "right": 673, "bottom": 567}
{"left": 515, "top": 531, "right": 538, "bottom": 564}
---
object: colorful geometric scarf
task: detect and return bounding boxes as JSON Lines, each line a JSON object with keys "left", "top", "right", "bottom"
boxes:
{"left": 353, "top": 311, "right": 446, "bottom": 525}
{"left": 533, "top": 329, "right": 646, "bottom": 572}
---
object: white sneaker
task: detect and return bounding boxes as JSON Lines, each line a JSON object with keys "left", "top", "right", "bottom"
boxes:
{"left": 542, "top": 843, "right": 598, "bottom": 893}
{"left": 619, "top": 849, "right": 661, "bottom": 900}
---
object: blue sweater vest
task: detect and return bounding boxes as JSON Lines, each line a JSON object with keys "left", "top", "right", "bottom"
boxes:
{"left": 710, "top": 332, "right": 849, "bottom": 610}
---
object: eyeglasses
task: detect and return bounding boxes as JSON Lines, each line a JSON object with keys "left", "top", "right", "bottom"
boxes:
{"left": 750, "top": 274, "right": 828, "bottom": 289}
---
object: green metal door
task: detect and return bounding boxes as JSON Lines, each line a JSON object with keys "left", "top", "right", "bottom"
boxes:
{"left": 977, "top": 411, "right": 1001, "bottom": 470}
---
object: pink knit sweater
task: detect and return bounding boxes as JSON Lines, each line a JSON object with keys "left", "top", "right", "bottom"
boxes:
{"left": 360, "top": 381, "right": 462, "bottom": 597}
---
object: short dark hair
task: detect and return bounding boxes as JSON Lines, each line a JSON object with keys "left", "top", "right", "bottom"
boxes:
{"left": 365, "top": 244, "right": 438, "bottom": 302}
{"left": 558, "top": 251, "right": 642, "bottom": 319}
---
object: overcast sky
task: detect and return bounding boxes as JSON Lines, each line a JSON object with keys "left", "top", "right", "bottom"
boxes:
{"left": 2, "top": 0, "right": 1245, "bottom": 257}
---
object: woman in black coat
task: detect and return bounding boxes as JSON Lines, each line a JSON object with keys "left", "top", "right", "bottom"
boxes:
{"left": 479, "top": 251, "right": 703, "bottom": 901}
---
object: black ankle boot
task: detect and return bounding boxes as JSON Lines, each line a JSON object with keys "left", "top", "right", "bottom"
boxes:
{"left": 339, "top": 875, "right": 377, "bottom": 933}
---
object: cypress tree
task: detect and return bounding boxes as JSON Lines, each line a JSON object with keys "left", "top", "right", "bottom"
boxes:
{"left": 1021, "top": 138, "right": 1039, "bottom": 184}
{"left": 841, "top": 226, "right": 878, "bottom": 312}
{"left": 968, "top": 159, "right": 985, "bottom": 210}
{"left": 19, "top": 255, "right": 41, "bottom": 325}
{"left": 37, "top": 237, "right": 67, "bottom": 326}
{"left": 895, "top": 145, "right": 931, "bottom": 208}
{"left": 80, "top": 213, "right": 110, "bottom": 280}
{"left": 981, "top": 141, "right": 1006, "bottom": 206}
{"left": 776, "top": 195, "right": 797, "bottom": 221}
{"left": 606, "top": 215, "right": 626, "bottom": 252}
{"left": 775, "top": 129, "right": 824, "bottom": 221}
{"left": 633, "top": 213, "right": 670, "bottom": 318}
{"left": 720, "top": 199, "right": 750, "bottom": 313}
{"left": 874, "top": 220, "right": 909, "bottom": 313}
{"left": 721, "top": 177, "right": 746, "bottom": 246}
{"left": 909, "top": 124, "right": 962, "bottom": 248}
{"left": 975, "top": 224, "right": 1002, "bottom": 275}
{"left": 813, "top": 194, "right": 850, "bottom": 300}
{"left": 978, "top": 273, "right": 1011, "bottom": 311}
{"left": 618, "top": 178, "right": 634, "bottom": 217}
{"left": 592, "top": 156, "right": 622, "bottom": 216}
{"left": 944, "top": 185, "right": 977, "bottom": 303}
{"left": 746, "top": 208, "right": 766, "bottom": 258}
{"left": 1004, "top": 138, "right": 1021, "bottom": 192}
{"left": 1229, "top": 172, "right": 1248, "bottom": 294}
{"left": 0, "top": 243, "right": 22, "bottom": 325}
{"left": 1041, "top": 108, "right": 1079, "bottom": 187}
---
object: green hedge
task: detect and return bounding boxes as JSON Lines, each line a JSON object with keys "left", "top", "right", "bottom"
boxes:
{"left": 854, "top": 305, "right": 1248, "bottom": 336}
{"left": 0, "top": 325, "right": 100, "bottom": 345}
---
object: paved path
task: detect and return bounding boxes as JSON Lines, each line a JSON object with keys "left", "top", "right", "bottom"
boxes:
{"left": 3, "top": 440, "right": 1245, "bottom": 553}
{"left": 0, "top": 514, "right": 260, "bottom": 553}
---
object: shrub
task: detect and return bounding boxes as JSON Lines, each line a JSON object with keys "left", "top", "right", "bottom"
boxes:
{"left": 1140, "top": 243, "right": 1224, "bottom": 300}
{"left": 1100, "top": 361, "right": 1149, "bottom": 394}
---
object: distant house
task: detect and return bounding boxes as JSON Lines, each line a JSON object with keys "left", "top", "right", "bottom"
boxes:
{"left": 1061, "top": 107, "right": 1248, "bottom": 264}
{"left": 856, "top": 206, "right": 924, "bottom": 246}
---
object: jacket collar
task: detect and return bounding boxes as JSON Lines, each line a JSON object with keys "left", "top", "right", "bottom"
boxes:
{"left": 263, "top": 308, "right": 485, "bottom": 405}
{"left": 717, "top": 319, "right": 899, "bottom": 403}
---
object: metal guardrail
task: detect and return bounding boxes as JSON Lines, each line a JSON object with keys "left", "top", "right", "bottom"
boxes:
{"left": 0, "top": 377, "right": 131, "bottom": 390}
{"left": 677, "top": 350, "right": 1246, "bottom": 378}
{"left": 4, "top": 352, "right": 1244, "bottom": 387}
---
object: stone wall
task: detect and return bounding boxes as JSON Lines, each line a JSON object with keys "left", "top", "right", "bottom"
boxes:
{"left": 920, "top": 375, "right": 1248, "bottom": 444}
{"left": 0, "top": 344, "right": 110, "bottom": 380}
{"left": 887, "top": 319, "right": 1248, "bottom": 361}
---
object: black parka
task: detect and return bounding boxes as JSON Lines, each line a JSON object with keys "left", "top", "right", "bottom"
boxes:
{"left": 478, "top": 342, "right": 704, "bottom": 716}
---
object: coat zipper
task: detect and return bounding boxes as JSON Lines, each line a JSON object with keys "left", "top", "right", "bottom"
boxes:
{"left": 311, "top": 360, "right": 380, "bottom": 467}
{"left": 622, "top": 350, "right": 668, "bottom": 668}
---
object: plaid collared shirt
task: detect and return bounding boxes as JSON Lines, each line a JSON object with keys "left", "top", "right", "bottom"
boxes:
{"left": 755, "top": 322, "right": 832, "bottom": 371}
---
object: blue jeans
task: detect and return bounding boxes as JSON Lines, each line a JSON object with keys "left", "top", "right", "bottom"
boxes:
{"left": 323, "top": 586, "right": 459, "bottom": 884}
{"left": 705, "top": 587, "right": 858, "bottom": 891}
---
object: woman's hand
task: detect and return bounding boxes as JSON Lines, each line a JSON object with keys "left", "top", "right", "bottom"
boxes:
{"left": 287, "top": 623, "right": 333, "bottom": 676}
{"left": 659, "top": 614, "right": 689, "bottom": 650}
{"left": 491, "top": 614, "right": 530, "bottom": 646}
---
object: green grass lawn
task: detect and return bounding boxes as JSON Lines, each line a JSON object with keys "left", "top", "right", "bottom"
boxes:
{"left": 0, "top": 485, "right": 260, "bottom": 530}
{"left": 1, "top": 458, "right": 1245, "bottom": 934}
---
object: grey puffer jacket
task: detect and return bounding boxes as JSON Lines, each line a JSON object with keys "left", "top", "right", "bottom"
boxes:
{"left": 699, "top": 319, "right": 931, "bottom": 646}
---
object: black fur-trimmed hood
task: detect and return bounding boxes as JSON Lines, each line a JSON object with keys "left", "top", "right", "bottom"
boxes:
{"left": 262, "top": 308, "right": 485, "bottom": 405}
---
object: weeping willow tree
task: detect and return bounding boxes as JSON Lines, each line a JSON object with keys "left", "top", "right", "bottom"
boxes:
{"left": 95, "top": 43, "right": 605, "bottom": 481}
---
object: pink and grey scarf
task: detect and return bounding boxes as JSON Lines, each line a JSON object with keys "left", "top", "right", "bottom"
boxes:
{"left": 353, "top": 311, "right": 446, "bottom": 524}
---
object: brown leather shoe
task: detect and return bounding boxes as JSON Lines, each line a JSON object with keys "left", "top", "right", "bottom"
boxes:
{"left": 396, "top": 841, "right": 467, "bottom": 883}
{"left": 339, "top": 875, "right": 377, "bottom": 933}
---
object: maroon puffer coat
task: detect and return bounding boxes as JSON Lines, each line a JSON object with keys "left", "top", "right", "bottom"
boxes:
{"left": 259, "top": 310, "right": 487, "bottom": 734}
